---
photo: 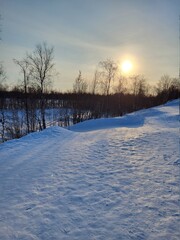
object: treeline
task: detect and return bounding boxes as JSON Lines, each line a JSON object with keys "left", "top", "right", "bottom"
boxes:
{"left": 0, "top": 43, "right": 179, "bottom": 142}
{"left": 0, "top": 77, "right": 179, "bottom": 142}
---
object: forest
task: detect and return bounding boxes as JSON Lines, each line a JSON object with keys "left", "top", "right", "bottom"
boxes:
{"left": 0, "top": 43, "right": 179, "bottom": 142}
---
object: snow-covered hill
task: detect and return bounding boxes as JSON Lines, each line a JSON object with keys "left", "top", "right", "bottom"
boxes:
{"left": 0, "top": 100, "right": 179, "bottom": 240}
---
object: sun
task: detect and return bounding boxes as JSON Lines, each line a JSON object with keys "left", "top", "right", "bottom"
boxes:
{"left": 121, "top": 60, "right": 133, "bottom": 73}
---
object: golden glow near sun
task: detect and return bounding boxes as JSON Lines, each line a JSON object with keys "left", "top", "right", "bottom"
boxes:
{"left": 121, "top": 60, "right": 133, "bottom": 73}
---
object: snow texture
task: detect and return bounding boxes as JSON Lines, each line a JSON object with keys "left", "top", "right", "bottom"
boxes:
{"left": 0, "top": 100, "right": 179, "bottom": 240}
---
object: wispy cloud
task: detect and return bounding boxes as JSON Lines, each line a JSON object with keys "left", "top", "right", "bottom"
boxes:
{"left": 1, "top": 0, "right": 179, "bottom": 88}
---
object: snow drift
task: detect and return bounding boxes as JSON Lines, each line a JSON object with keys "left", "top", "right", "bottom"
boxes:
{"left": 0, "top": 100, "right": 179, "bottom": 240}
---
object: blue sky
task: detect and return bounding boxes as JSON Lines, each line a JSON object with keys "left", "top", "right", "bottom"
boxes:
{"left": 1, "top": 0, "right": 179, "bottom": 91}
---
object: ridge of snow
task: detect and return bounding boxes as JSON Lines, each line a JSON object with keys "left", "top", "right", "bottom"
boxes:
{"left": 0, "top": 100, "right": 179, "bottom": 240}
{"left": 69, "top": 99, "right": 179, "bottom": 132}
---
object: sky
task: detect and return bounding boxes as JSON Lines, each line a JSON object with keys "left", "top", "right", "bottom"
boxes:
{"left": 0, "top": 0, "right": 180, "bottom": 91}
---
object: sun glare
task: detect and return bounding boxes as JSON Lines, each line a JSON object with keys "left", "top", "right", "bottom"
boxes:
{"left": 121, "top": 60, "right": 133, "bottom": 73}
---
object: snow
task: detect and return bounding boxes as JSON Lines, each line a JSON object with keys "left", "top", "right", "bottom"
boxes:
{"left": 0, "top": 100, "right": 179, "bottom": 240}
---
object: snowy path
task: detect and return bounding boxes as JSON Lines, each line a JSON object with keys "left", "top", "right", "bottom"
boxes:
{"left": 0, "top": 100, "right": 179, "bottom": 239}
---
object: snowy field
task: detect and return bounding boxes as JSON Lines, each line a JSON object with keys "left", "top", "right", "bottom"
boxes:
{"left": 0, "top": 100, "right": 179, "bottom": 240}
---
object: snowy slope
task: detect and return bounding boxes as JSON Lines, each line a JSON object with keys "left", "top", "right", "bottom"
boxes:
{"left": 0, "top": 100, "right": 179, "bottom": 240}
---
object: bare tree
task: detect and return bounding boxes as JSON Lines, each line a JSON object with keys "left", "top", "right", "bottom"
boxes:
{"left": 113, "top": 75, "right": 127, "bottom": 115}
{"left": 114, "top": 75, "right": 127, "bottom": 94}
{"left": 156, "top": 75, "right": 179, "bottom": 102}
{"left": 73, "top": 70, "right": 88, "bottom": 94}
{"left": 91, "top": 69, "right": 100, "bottom": 94}
{"left": 130, "top": 75, "right": 147, "bottom": 96}
{"left": 171, "top": 78, "right": 180, "bottom": 90}
{"left": 28, "top": 42, "right": 55, "bottom": 129}
{"left": 98, "top": 59, "right": 118, "bottom": 95}
{"left": 157, "top": 75, "right": 173, "bottom": 93}
{"left": 13, "top": 59, "right": 31, "bottom": 93}
{"left": 97, "top": 59, "right": 118, "bottom": 116}
{"left": 130, "top": 75, "right": 148, "bottom": 110}
{"left": 13, "top": 58, "right": 32, "bottom": 133}
{"left": 0, "top": 63, "right": 7, "bottom": 142}
{"left": 0, "top": 63, "right": 6, "bottom": 90}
